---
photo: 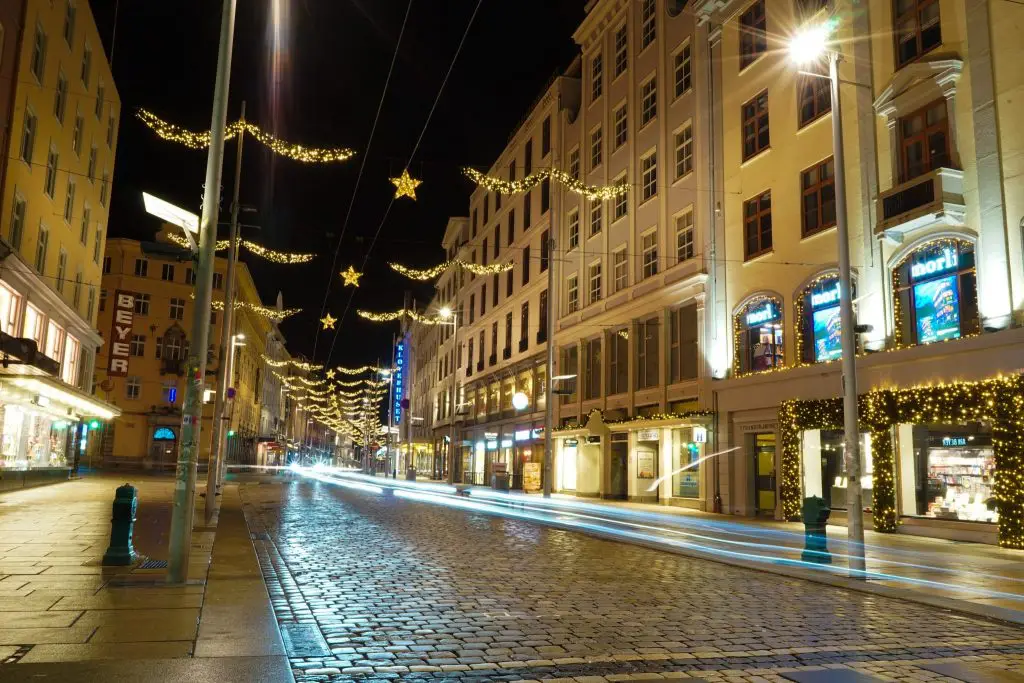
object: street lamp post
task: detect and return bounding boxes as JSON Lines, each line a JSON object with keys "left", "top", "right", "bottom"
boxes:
{"left": 440, "top": 305, "right": 459, "bottom": 485}
{"left": 167, "top": 0, "right": 238, "bottom": 584}
{"left": 790, "top": 25, "right": 866, "bottom": 575}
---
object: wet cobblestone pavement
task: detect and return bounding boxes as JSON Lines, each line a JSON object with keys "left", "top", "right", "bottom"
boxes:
{"left": 239, "top": 480, "right": 1024, "bottom": 682}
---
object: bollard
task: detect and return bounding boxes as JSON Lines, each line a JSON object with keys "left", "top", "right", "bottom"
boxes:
{"left": 405, "top": 467, "right": 417, "bottom": 481}
{"left": 800, "top": 495, "right": 832, "bottom": 564}
{"left": 102, "top": 483, "right": 138, "bottom": 566}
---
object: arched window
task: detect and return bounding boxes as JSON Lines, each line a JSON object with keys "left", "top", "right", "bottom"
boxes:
{"left": 153, "top": 427, "right": 176, "bottom": 441}
{"left": 893, "top": 239, "right": 977, "bottom": 346}
{"left": 796, "top": 273, "right": 853, "bottom": 364}
{"left": 734, "top": 295, "right": 784, "bottom": 374}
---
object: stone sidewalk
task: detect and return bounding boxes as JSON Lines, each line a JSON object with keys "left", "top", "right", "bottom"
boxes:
{"left": 0, "top": 473, "right": 290, "bottom": 681}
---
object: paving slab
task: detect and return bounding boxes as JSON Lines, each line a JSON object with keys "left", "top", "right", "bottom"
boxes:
{"left": 0, "top": 654, "right": 292, "bottom": 681}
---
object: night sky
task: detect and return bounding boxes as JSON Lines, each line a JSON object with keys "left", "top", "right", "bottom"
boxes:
{"left": 88, "top": 0, "right": 582, "bottom": 367}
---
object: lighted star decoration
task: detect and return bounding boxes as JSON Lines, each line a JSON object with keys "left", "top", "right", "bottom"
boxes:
{"left": 320, "top": 314, "right": 337, "bottom": 330}
{"left": 340, "top": 265, "right": 363, "bottom": 288}
{"left": 326, "top": 369, "right": 336, "bottom": 379}
{"left": 390, "top": 169, "right": 422, "bottom": 200}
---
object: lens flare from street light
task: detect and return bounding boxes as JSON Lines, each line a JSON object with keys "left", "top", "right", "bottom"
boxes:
{"left": 439, "top": 306, "right": 453, "bottom": 319}
{"left": 512, "top": 391, "right": 529, "bottom": 411}
{"left": 789, "top": 24, "right": 830, "bottom": 64}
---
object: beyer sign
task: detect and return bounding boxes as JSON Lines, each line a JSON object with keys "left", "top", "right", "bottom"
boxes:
{"left": 108, "top": 290, "right": 136, "bottom": 377}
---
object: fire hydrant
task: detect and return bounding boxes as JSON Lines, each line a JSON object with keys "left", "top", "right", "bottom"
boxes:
{"left": 102, "top": 483, "right": 138, "bottom": 566}
{"left": 801, "top": 495, "right": 832, "bottom": 564}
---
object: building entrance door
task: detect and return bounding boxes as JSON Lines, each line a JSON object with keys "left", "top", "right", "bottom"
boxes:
{"left": 752, "top": 432, "right": 777, "bottom": 515}
{"left": 609, "top": 440, "right": 628, "bottom": 499}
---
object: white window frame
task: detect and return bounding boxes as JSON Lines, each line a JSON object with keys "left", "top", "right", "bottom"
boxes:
{"left": 567, "top": 275, "right": 579, "bottom": 314}
{"left": 613, "top": 172, "right": 628, "bottom": 221}
{"left": 63, "top": 179, "right": 75, "bottom": 223}
{"left": 613, "top": 102, "right": 628, "bottom": 150}
{"left": 640, "top": 75, "right": 657, "bottom": 128}
{"left": 588, "top": 260, "right": 603, "bottom": 305}
{"left": 126, "top": 376, "right": 141, "bottom": 400}
{"left": 590, "top": 125, "right": 603, "bottom": 171}
{"left": 612, "top": 246, "right": 628, "bottom": 293}
{"left": 589, "top": 199, "right": 603, "bottom": 237}
{"left": 591, "top": 51, "right": 603, "bottom": 103}
{"left": 641, "top": 150, "right": 658, "bottom": 203}
{"left": 673, "top": 40, "right": 692, "bottom": 99}
{"left": 568, "top": 146, "right": 580, "bottom": 180}
{"left": 567, "top": 209, "right": 580, "bottom": 250}
{"left": 640, "top": 0, "right": 656, "bottom": 51}
{"left": 675, "top": 206, "right": 695, "bottom": 263}
{"left": 614, "top": 24, "right": 628, "bottom": 78}
{"left": 641, "top": 227, "right": 659, "bottom": 279}
{"left": 674, "top": 121, "right": 693, "bottom": 180}
{"left": 56, "top": 248, "right": 68, "bottom": 293}
{"left": 44, "top": 144, "right": 58, "bottom": 198}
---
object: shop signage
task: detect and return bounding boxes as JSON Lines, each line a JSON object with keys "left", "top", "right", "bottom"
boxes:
{"left": 637, "top": 451, "right": 656, "bottom": 479}
{"left": 692, "top": 426, "right": 707, "bottom": 443}
{"left": 810, "top": 282, "right": 841, "bottom": 308}
{"left": 942, "top": 436, "right": 967, "bottom": 447}
{"left": 745, "top": 301, "right": 779, "bottom": 326}
{"left": 911, "top": 246, "right": 959, "bottom": 281}
{"left": 523, "top": 462, "right": 541, "bottom": 491}
{"left": 564, "top": 438, "right": 579, "bottom": 447}
{"left": 500, "top": 438, "right": 513, "bottom": 448}
{"left": 586, "top": 435, "right": 601, "bottom": 444}
{"left": 486, "top": 440, "right": 498, "bottom": 450}
{"left": 514, "top": 429, "right": 531, "bottom": 442}
{"left": 739, "top": 421, "right": 777, "bottom": 433}
{"left": 531, "top": 427, "right": 544, "bottom": 439}
{"left": 636, "top": 428, "right": 660, "bottom": 441}
{"left": 108, "top": 290, "right": 137, "bottom": 377}
{"left": 392, "top": 340, "right": 407, "bottom": 425}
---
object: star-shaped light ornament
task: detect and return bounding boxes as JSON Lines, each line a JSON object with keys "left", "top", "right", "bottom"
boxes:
{"left": 340, "top": 265, "right": 363, "bottom": 288}
{"left": 326, "top": 369, "right": 336, "bottom": 379}
{"left": 320, "top": 313, "right": 337, "bottom": 330}
{"left": 390, "top": 169, "right": 422, "bottom": 200}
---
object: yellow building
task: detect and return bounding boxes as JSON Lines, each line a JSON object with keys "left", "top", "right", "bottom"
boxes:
{"left": 0, "top": 0, "right": 121, "bottom": 488}
{"left": 92, "top": 225, "right": 284, "bottom": 470}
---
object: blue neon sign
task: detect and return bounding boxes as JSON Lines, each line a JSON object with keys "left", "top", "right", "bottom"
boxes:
{"left": 393, "top": 340, "right": 406, "bottom": 425}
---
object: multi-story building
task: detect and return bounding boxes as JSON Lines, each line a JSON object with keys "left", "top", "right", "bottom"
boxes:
{"left": 0, "top": 0, "right": 121, "bottom": 486}
{"left": 92, "top": 225, "right": 278, "bottom": 470}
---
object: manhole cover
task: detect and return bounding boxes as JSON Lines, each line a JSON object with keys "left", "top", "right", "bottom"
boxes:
{"left": 138, "top": 559, "right": 168, "bottom": 569}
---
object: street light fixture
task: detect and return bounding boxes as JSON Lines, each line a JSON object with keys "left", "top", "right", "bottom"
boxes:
{"left": 789, "top": 23, "right": 866, "bottom": 576}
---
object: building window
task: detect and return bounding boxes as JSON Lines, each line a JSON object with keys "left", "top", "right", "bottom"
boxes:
{"left": 480, "top": 284, "right": 486, "bottom": 316}
{"left": 186, "top": 267, "right": 196, "bottom": 285}
{"left": 161, "top": 263, "right": 175, "bottom": 281}
{"left": 591, "top": 53, "right": 603, "bottom": 102}
{"left": 126, "top": 376, "right": 141, "bottom": 400}
{"left": 640, "top": 0, "right": 656, "bottom": 50}
{"left": 584, "top": 338, "right": 601, "bottom": 400}
{"left": 608, "top": 328, "right": 628, "bottom": 394}
{"left": 30, "top": 25, "right": 47, "bottom": 82}
{"left": 641, "top": 152, "right": 657, "bottom": 202}
{"left": 213, "top": 272, "right": 224, "bottom": 289}
{"left": 901, "top": 423, "right": 996, "bottom": 522}
{"left": 612, "top": 248, "right": 628, "bottom": 292}
{"left": 742, "top": 90, "right": 770, "bottom": 160}
{"left": 87, "top": 146, "right": 96, "bottom": 180}
{"left": 798, "top": 71, "right": 831, "bottom": 128}
{"left": 134, "top": 258, "right": 148, "bottom": 277}
{"left": 100, "top": 170, "right": 110, "bottom": 206}
{"left": 801, "top": 157, "right": 836, "bottom": 237}
{"left": 636, "top": 317, "right": 659, "bottom": 390}
{"left": 81, "top": 42, "right": 91, "bottom": 85}
{"left": 569, "top": 148, "right": 580, "bottom": 180}
{"left": 93, "top": 228, "right": 103, "bottom": 263}
{"left": 54, "top": 69, "right": 68, "bottom": 123}
{"left": 491, "top": 322, "right": 498, "bottom": 365}
{"left": 507, "top": 209, "right": 515, "bottom": 245}
{"left": 614, "top": 25, "right": 628, "bottom": 77}
{"left": 674, "top": 124, "right": 693, "bottom": 179}
{"left": 35, "top": 226, "right": 48, "bottom": 272}
{"left": 103, "top": 256, "right": 111, "bottom": 274}
{"left": 130, "top": 334, "right": 146, "bottom": 357}
{"left": 669, "top": 305, "right": 698, "bottom": 383}
{"left": 64, "top": 1, "right": 77, "bottom": 45}
{"left": 540, "top": 229, "right": 549, "bottom": 272}
{"left": 798, "top": 274, "right": 844, "bottom": 364}
{"left": 23, "top": 304, "right": 43, "bottom": 347}
{"left": 524, "top": 191, "right": 531, "bottom": 229}
{"left": 739, "top": 0, "right": 767, "bottom": 69}
{"left": 73, "top": 268, "right": 82, "bottom": 307}
{"left": 504, "top": 311, "right": 513, "bottom": 353}
{"left": 674, "top": 43, "right": 691, "bottom": 98}
{"left": 472, "top": 208, "right": 478, "bottom": 237}
{"left": 99, "top": 289, "right": 107, "bottom": 312}
{"left": 540, "top": 179, "right": 550, "bottom": 214}
{"left": 675, "top": 208, "right": 695, "bottom": 263}
{"left": 588, "top": 261, "right": 602, "bottom": 305}
{"left": 538, "top": 290, "right": 548, "bottom": 343}
{"left": 590, "top": 200, "right": 602, "bottom": 237}
{"left": 56, "top": 250, "right": 67, "bottom": 292}
{"left": 44, "top": 147, "right": 58, "bottom": 198}
{"left": 10, "top": 195, "right": 26, "bottom": 250}
{"left": 95, "top": 82, "right": 104, "bottom": 119}
{"left": 894, "top": 239, "right": 978, "bottom": 346}
{"left": 72, "top": 113, "right": 83, "bottom": 155}
{"left": 492, "top": 274, "right": 499, "bottom": 307}
{"left": 899, "top": 100, "right": 950, "bottom": 183}
{"left": 524, "top": 139, "right": 533, "bottom": 175}
{"left": 494, "top": 227, "right": 501, "bottom": 258}
{"left": 522, "top": 246, "right": 530, "bottom": 286}
{"left": 520, "top": 302, "right": 529, "bottom": 346}
{"left": 107, "top": 112, "right": 116, "bottom": 147}
{"left": 469, "top": 294, "right": 476, "bottom": 324}
{"left": 737, "top": 296, "right": 784, "bottom": 373}
{"left": 506, "top": 268, "right": 513, "bottom": 297}
{"left": 744, "top": 190, "right": 772, "bottom": 260}
{"left": 642, "top": 230, "right": 658, "bottom": 279}
{"left": 613, "top": 104, "right": 627, "bottom": 149}
{"left": 542, "top": 117, "right": 551, "bottom": 156}
{"left": 590, "top": 127, "right": 603, "bottom": 170}
{"left": 568, "top": 210, "right": 579, "bottom": 250}
{"left": 20, "top": 109, "right": 37, "bottom": 164}
{"left": 640, "top": 77, "right": 657, "bottom": 127}
{"left": 895, "top": 0, "right": 941, "bottom": 68}
{"left": 483, "top": 197, "right": 489, "bottom": 225}
{"left": 613, "top": 173, "right": 628, "bottom": 220}
{"left": 567, "top": 275, "right": 579, "bottom": 313}
{"left": 79, "top": 205, "right": 90, "bottom": 244}
{"left": 134, "top": 293, "right": 150, "bottom": 316}
{"left": 170, "top": 297, "right": 185, "bottom": 320}
{"left": 86, "top": 287, "right": 95, "bottom": 321}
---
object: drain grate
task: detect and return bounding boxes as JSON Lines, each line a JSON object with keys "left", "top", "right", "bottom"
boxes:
{"left": 138, "top": 559, "right": 168, "bottom": 569}
{"left": 250, "top": 531, "right": 272, "bottom": 541}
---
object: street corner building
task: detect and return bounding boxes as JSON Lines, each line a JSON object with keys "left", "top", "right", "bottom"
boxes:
{"left": 406, "top": 0, "right": 1024, "bottom": 548}
{"left": 91, "top": 225, "right": 302, "bottom": 472}
{"left": 0, "top": 0, "right": 121, "bottom": 489}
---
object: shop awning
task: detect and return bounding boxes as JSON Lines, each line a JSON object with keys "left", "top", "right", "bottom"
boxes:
{"left": 0, "top": 375, "right": 120, "bottom": 420}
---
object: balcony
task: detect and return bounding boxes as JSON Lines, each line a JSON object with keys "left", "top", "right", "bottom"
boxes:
{"left": 502, "top": 347, "right": 511, "bottom": 360}
{"left": 466, "top": 365, "right": 473, "bottom": 378}
{"left": 488, "top": 354, "right": 497, "bottom": 367}
{"left": 160, "top": 358, "right": 186, "bottom": 376}
{"left": 476, "top": 360, "right": 484, "bottom": 372}
{"left": 876, "top": 167, "right": 966, "bottom": 239}
{"left": 536, "top": 329, "right": 547, "bottom": 344}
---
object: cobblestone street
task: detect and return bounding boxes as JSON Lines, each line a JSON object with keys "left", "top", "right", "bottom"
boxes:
{"left": 240, "top": 479, "right": 1024, "bottom": 682}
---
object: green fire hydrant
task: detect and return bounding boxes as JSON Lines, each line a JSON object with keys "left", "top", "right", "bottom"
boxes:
{"left": 801, "top": 495, "right": 832, "bottom": 564}
{"left": 102, "top": 483, "right": 138, "bottom": 566}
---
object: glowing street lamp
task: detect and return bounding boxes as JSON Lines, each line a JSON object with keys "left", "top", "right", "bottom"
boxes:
{"left": 789, "top": 23, "right": 865, "bottom": 577}
{"left": 511, "top": 391, "right": 529, "bottom": 411}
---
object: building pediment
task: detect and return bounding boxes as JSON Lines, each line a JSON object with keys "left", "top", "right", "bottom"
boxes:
{"left": 873, "top": 59, "right": 963, "bottom": 121}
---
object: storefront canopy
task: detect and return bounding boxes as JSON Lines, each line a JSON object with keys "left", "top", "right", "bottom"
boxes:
{"left": 0, "top": 374, "right": 120, "bottom": 421}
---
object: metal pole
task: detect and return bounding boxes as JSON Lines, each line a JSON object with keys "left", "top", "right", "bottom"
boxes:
{"left": 543, "top": 235, "right": 556, "bottom": 498}
{"left": 829, "top": 51, "right": 866, "bottom": 576}
{"left": 205, "top": 100, "right": 245, "bottom": 522}
{"left": 168, "top": 0, "right": 237, "bottom": 584}
{"left": 446, "top": 293, "right": 459, "bottom": 485}
{"left": 388, "top": 334, "right": 397, "bottom": 477}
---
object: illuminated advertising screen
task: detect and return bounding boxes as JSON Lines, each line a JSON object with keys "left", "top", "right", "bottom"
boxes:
{"left": 812, "top": 305, "right": 842, "bottom": 362}
{"left": 914, "top": 274, "right": 960, "bottom": 344}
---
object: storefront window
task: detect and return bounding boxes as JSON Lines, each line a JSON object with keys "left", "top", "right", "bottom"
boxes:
{"left": 61, "top": 334, "right": 80, "bottom": 385}
{"left": 895, "top": 240, "right": 978, "bottom": 346}
{"left": 23, "top": 304, "right": 43, "bottom": 347}
{"left": 901, "top": 423, "right": 996, "bottom": 523}
{"left": 534, "top": 363, "right": 546, "bottom": 411}
{"left": 0, "top": 404, "right": 70, "bottom": 470}
{"left": 0, "top": 282, "right": 22, "bottom": 335}
{"left": 502, "top": 377, "right": 515, "bottom": 411}
{"left": 799, "top": 275, "right": 844, "bottom": 364}
{"left": 814, "top": 430, "right": 873, "bottom": 511}
{"left": 488, "top": 381, "right": 500, "bottom": 415}
{"left": 736, "top": 297, "right": 784, "bottom": 373}
{"left": 559, "top": 438, "right": 578, "bottom": 491}
{"left": 45, "top": 321, "right": 65, "bottom": 364}
{"left": 672, "top": 427, "right": 701, "bottom": 498}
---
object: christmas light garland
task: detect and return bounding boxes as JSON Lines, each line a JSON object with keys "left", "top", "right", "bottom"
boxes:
{"left": 389, "top": 258, "right": 513, "bottom": 282}
{"left": 778, "top": 374, "right": 1024, "bottom": 548}
{"left": 462, "top": 167, "right": 630, "bottom": 201}
{"left": 261, "top": 355, "right": 322, "bottom": 372}
{"left": 165, "top": 233, "right": 315, "bottom": 263}
{"left": 357, "top": 309, "right": 446, "bottom": 325}
{"left": 137, "top": 109, "right": 356, "bottom": 163}
{"left": 208, "top": 298, "right": 301, "bottom": 322}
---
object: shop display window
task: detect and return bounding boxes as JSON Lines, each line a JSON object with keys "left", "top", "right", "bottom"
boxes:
{"left": 0, "top": 404, "right": 70, "bottom": 470}
{"left": 799, "top": 276, "right": 848, "bottom": 364}
{"left": 736, "top": 297, "right": 784, "bottom": 373}
{"left": 0, "top": 282, "right": 22, "bottom": 335}
{"left": 895, "top": 240, "right": 978, "bottom": 346}
{"left": 906, "top": 423, "right": 996, "bottom": 523}
{"left": 672, "top": 427, "right": 701, "bottom": 498}
{"left": 817, "top": 430, "right": 874, "bottom": 511}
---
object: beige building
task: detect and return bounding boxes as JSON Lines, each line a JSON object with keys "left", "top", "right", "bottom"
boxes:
{"left": 0, "top": 0, "right": 121, "bottom": 488}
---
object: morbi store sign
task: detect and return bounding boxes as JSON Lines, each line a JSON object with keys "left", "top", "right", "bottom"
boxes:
{"left": 108, "top": 290, "right": 137, "bottom": 377}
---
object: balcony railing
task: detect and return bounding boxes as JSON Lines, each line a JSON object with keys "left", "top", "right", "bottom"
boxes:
{"left": 519, "top": 338, "right": 529, "bottom": 352}
{"left": 488, "top": 354, "right": 497, "bottom": 367}
{"left": 536, "top": 329, "right": 547, "bottom": 344}
{"left": 160, "top": 358, "right": 186, "bottom": 376}
{"left": 502, "top": 347, "right": 512, "bottom": 360}
{"left": 876, "top": 167, "right": 965, "bottom": 237}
